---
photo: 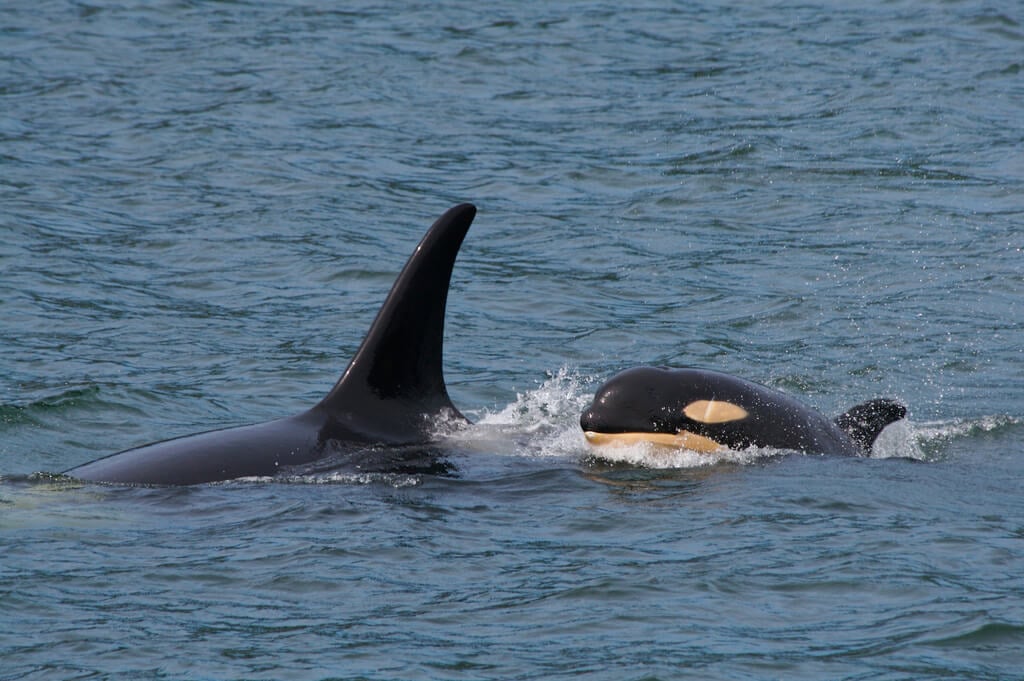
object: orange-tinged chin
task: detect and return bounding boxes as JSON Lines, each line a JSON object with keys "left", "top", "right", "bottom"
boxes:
{"left": 583, "top": 430, "right": 724, "bottom": 453}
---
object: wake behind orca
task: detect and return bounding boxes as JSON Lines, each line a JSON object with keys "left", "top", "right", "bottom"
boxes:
{"left": 66, "top": 204, "right": 477, "bottom": 485}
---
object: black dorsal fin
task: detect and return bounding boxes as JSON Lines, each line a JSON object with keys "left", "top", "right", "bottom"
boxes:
{"left": 316, "top": 203, "right": 476, "bottom": 440}
{"left": 834, "top": 398, "right": 907, "bottom": 453}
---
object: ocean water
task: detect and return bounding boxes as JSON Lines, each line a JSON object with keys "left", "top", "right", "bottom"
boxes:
{"left": 1, "top": 1, "right": 1022, "bottom": 679}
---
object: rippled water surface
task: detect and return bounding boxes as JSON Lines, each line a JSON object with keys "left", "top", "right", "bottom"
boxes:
{"left": 2, "top": 1, "right": 1022, "bottom": 679}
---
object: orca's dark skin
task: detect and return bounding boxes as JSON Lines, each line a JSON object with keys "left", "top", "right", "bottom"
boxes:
{"left": 66, "top": 204, "right": 477, "bottom": 485}
{"left": 580, "top": 367, "right": 906, "bottom": 456}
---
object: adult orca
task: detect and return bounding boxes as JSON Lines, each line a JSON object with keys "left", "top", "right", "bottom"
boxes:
{"left": 580, "top": 367, "right": 906, "bottom": 457}
{"left": 66, "top": 203, "right": 477, "bottom": 485}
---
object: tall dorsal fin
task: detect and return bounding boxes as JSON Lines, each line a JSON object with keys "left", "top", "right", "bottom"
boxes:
{"left": 316, "top": 203, "right": 476, "bottom": 440}
{"left": 834, "top": 398, "right": 907, "bottom": 453}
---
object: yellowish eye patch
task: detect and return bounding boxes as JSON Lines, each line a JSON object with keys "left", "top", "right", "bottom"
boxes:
{"left": 683, "top": 400, "right": 748, "bottom": 424}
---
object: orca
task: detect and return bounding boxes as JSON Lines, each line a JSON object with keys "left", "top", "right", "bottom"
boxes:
{"left": 66, "top": 203, "right": 477, "bottom": 485}
{"left": 580, "top": 366, "right": 906, "bottom": 457}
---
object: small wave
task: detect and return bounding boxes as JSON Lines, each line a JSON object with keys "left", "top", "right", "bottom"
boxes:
{"left": 582, "top": 441, "right": 776, "bottom": 469}
{"left": 281, "top": 471, "right": 423, "bottom": 487}
{"left": 912, "top": 414, "right": 1022, "bottom": 442}
{"left": 235, "top": 472, "right": 423, "bottom": 488}
{"left": 926, "top": 621, "right": 1024, "bottom": 648}
{"left": 0, "top": 386, "right": 104, "bottom": 427}
{"left": 873, "top": 415, "right": 1020, "bottom": 461}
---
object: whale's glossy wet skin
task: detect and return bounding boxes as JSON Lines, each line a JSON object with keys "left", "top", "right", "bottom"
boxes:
{"left": 65, "top": 204, "right": 477, "bottom": 485}
{"left": 581, "top": 366, "right": 907, "bottom": 457}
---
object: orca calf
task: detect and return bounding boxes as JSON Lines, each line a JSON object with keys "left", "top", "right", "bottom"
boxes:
{"left": 581, "top": 367, "right": 906, "bottom": 457}
{"left": 66, "top": 204, "right": 477, "bottom": 485}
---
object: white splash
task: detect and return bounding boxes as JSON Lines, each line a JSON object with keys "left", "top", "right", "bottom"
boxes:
{"left": 474, "top": 367, "right": 595, "bottom": 433}
{"left": 446, "top": 367, "right": 596, "bottom": 460}
{"left": 582, "top": 440, "right": 774, "bottom": 469}
{"left": 870, "top": 419, "right": 925, "bottom": 459}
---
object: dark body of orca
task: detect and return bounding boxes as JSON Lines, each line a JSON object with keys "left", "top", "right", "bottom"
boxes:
{"left": 580, "top": 367, "right": 906, "bottom": 457}
{"left": 66, "top": 204, "right": 477, "bottom": 485}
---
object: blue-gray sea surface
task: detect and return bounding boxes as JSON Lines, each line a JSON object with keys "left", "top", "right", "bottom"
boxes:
{"left": 2, "top": 1, "right": 1022, "bottom": 679}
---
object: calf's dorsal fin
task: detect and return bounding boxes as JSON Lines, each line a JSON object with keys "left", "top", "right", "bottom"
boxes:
{"left": 834, "top": 398, "right": 907, "bottom": 452}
